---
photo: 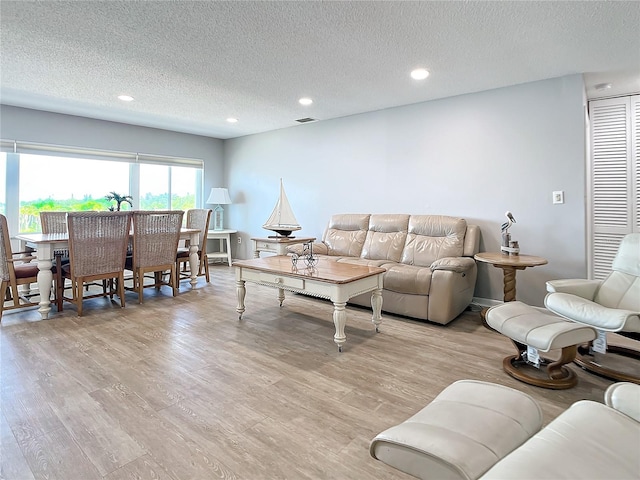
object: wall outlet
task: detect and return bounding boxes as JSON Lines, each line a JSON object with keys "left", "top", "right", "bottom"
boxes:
{"left": 237, "top": 236, "right": 242, "bottom": 244}
{"left": 552, "top": 191, "right": 564, "bottom": 204}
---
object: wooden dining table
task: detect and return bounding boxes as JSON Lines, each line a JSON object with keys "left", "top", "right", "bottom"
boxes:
{"left": 15, "top": 228, "right": 201, "bottom": 319}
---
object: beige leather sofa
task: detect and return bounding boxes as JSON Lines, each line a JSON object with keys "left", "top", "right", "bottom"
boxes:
{"left": 370, "top": 380, "right": 640, "bottom": 480}
{"left": 288, "top": 214, "right": 480, "bottom": 325}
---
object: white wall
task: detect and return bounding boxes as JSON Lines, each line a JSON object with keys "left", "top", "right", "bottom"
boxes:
{"left": 0, "top": 105, "right": 225, "bottom": 191}
{"left": 225, "top": 75, "right": 587, "bottom": 307}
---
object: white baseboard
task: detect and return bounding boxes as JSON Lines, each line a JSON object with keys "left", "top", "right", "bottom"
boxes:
{"left": 471, "top": 297, "right": 503, "bottom": 309}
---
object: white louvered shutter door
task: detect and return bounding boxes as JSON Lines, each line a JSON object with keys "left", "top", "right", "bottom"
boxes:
{"left": 588, "top": 95, "right": 639, "bottom": 280}
{"left": 633, "top": 96, "right": 640, "bottom": 233}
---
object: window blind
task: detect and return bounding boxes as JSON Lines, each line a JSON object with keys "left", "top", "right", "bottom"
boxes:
{"left": 0, "top": 139, "right": 203, "bottom": 168}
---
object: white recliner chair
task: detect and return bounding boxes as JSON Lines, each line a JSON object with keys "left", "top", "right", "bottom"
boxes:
{"left": 545, "top": 233, "right": 640, "bottom": 383}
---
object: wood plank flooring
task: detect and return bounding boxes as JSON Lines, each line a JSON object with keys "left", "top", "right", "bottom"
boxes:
{"left": 1, "top": 265, "right": 617, "bottom": 479}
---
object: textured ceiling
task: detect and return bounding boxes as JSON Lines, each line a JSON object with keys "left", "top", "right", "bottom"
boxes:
{"left": 1, "top": 1, "right": 639, "bottom": 139}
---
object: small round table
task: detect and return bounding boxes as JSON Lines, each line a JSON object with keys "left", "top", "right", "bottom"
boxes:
{"left": 474, "top": 252, "right": 548, "bottom": 302}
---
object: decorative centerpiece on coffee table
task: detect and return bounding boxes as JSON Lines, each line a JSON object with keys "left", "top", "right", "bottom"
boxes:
{"left": 291, "top": 241, "right": 318, "bottom": 269}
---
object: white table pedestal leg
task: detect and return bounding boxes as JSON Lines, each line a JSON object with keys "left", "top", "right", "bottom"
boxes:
{"left": 236, "top": 280, "right": 246, "bottom": 320}
{"left": 188, "top": 244, "right": 198, "bottom": 287}
{"left": 333, "top": 302, "right": 347, "bottom": 352}
{"left": 371, "top": 288, "right": 383, "bottom": 332}
{"left": 36, "top": 259, "right": 53, "bottom": 319}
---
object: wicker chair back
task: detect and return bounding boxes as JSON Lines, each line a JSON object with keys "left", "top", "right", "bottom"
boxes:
{"left": 67, "top": 211, "right": 131, "bottom": 277}
{"left": 132, "top": 211, "right": 184, "bottom": 269}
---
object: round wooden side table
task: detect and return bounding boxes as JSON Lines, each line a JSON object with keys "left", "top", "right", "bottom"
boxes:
{"left": 474, "top": 252, "right": 548, "bottom": 302}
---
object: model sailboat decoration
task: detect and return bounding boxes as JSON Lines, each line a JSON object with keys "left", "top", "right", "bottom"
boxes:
{"left": 263, "top": 179, "right": 302, "bottom": 238}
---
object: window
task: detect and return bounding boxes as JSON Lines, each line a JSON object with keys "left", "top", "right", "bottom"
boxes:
{"left": 19, "top": 154, "right": 130, "bottom": 232}
{"left": 139, "top": 164, "right": 197, "bottom": 211}
{"left": 1, "top": 141, "right": 203, "bottom": 233}
{"left": 140, "top": 164, "right": 170, "bottom": 210}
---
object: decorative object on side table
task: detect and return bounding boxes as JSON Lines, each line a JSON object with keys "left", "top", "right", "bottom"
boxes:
{"left": 206, "top": 187, "right": 232, "bottom": 230}
{"left": 500, "top": 211, "right": 520, "bottom": 255}
{"left": 105, "top": 191, "right": 133, "bottom": 211}
{"left": 263, "top": 178, "right": 301, "bottom": 238}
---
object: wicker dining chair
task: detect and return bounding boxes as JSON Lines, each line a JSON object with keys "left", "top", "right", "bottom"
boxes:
{"left": 40, "top": 211, "right": 68, "bottom": 235}
{"left": 126, "top": 210, "right": 184, "bottom": 303}
{"left": 40, "top": 211, "right": 70, "bottom": 311}
{"left": 1, "top": 214, "right": 40, "bottom": 320}
{"left": 60, "top": 211, "right": 131, "bottom": 316}
{"left": 176, "top": 208, "right": 211, "bottom": 289}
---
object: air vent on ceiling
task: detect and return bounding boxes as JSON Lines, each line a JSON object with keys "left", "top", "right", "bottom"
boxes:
{"left": 295, "top": 117, "right": 317, "bottom": 123}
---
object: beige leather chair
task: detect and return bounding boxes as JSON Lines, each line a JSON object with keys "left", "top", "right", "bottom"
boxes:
{"left": 545, "top": 233, "right": 640, "bottom": 383}
{"left": 370, "top": 380, "right": 640, "bottom": 480}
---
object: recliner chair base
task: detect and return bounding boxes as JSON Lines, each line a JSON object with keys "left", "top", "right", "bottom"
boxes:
{"left": 574, "top": 342, "right": 640, "bottom": 384}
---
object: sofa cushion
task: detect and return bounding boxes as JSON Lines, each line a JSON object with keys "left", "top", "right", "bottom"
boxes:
{"left": 323, "top": 214, "right": 370, "bottom": 257}
{"left": 383, "top": 263, "right": 432, "bottom": 295}
{"left": 361, "top": 214, "right": 409, "bottom": 262}
{"left": 337, "top": 258, "right": 393, "bottom": 268}
{"left": 402, "top": 215, "right": 468, "bottom": 267}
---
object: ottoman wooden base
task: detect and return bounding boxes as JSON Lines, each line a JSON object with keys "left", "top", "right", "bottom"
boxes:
{"left": 503, "top": 350, "right": 577, "bottom": 390}
{"left": 487, "top": 301, "right": 597, "bottom": 390}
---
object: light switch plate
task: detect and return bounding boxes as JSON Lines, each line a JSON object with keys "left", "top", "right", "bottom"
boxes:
{"left": 553, "top": 191, "right": 564, "bottom": 204}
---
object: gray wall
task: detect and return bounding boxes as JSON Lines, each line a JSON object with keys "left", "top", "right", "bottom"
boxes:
{"left": 225, "top": 75, "right": 587, "bottom": 307}
{"left": 0, "top": 105, "right": 225, "bottom": 191}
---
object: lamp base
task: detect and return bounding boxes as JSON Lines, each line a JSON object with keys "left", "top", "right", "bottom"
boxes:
{"left": 213, "top": 205, "right": 224, "bottom": 230}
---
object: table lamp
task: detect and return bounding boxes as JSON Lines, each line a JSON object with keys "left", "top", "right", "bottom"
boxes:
{"left": 206, "top": 187, "right": 232, "bottom": 230}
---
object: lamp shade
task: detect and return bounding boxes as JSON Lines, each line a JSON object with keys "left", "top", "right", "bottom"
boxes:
{"left": 206, "top": 187, "right": 232, "bottom": 205}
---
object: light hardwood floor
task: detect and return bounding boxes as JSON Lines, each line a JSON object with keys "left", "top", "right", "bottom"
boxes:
{"left": 1, "top": 265, "right": 616, "bottom": 480}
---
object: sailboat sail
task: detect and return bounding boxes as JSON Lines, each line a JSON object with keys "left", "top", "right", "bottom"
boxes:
{"left": 263, "top": 179, "right": 301, "bottom": 236}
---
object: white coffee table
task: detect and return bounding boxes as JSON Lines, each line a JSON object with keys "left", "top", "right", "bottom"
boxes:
{"left": 234, "top": 256, "right": 385, "bottom": 351}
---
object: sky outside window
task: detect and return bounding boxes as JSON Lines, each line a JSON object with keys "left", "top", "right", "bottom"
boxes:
{"left": 20, "top": 154, "right": 128, "bottom": 201}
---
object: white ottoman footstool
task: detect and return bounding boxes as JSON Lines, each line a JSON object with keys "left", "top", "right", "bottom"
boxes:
{"left": 370, "top": 380, "right": 543, "bottom": 480}
{"left": 486, "top": 301, "right": 597, "bottom": 389}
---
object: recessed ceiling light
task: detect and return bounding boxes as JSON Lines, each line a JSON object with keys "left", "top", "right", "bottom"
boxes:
{"left": 299, "top": 97, "right": 313, "bottom": 106}
{"left": 226, "top": 117, "right": 238, "bottom": 123}
{"left": 410, "top": 68, "right": 430, "bottom": 80}
{"left": 117, "top": 95, "right": 134, "bottom": 102}
{"left": 595, "top": 83, "right": 612, "bottom": 91}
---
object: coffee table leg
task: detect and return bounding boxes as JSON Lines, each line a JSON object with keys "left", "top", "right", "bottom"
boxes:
{"left": 278, "top": 288, "right": 285, "bottom": 307}
{"left": 371, "top": 288, "right": 383, "bottom": 332}
{"left": 236, "top": 280, "right": 246, "bottom": 320}
{"left": 333, "top": 302, "right": 347, "bottom": 352}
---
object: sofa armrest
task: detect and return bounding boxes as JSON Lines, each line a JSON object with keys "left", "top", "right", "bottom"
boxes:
{"left": 545, "top": 279, "right": 601, "bottom": 300}
{"left": 430, "top": 257, "right": 476, "bottom": 274}
{"left": 604, "top": 382, "right": 640, "bottom": 423}
{"left": 286, "top": 242, "right": 329, "bottom": 256}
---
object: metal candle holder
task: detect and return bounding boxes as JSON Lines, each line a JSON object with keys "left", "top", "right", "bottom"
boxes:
{"left": 291, "top": 241, "right": 318, "bottom": 269}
